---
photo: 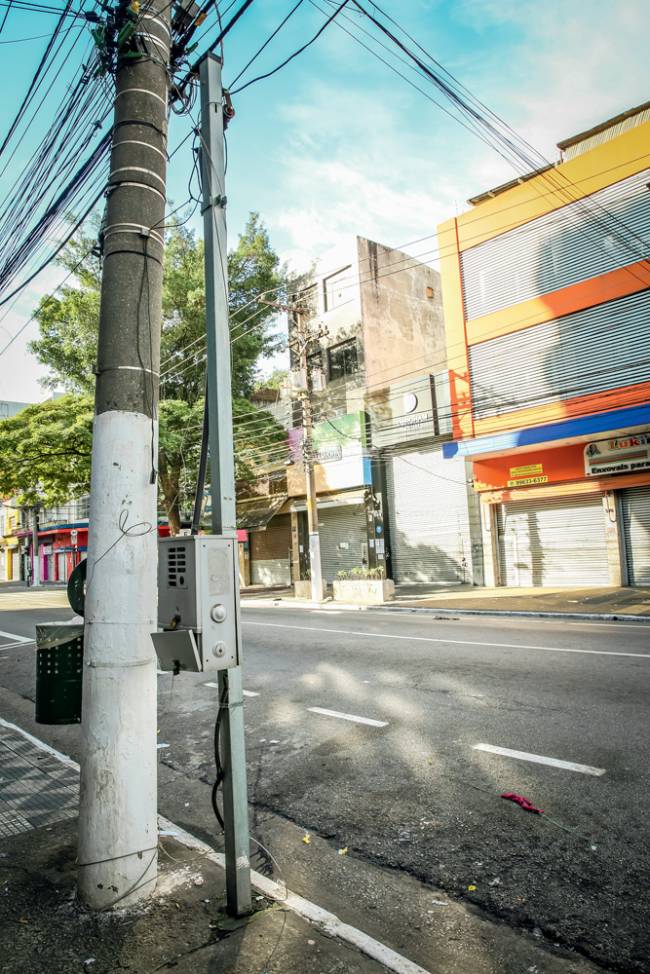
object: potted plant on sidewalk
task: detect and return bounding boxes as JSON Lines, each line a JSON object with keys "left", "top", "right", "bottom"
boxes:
{"left": 332, "top": 566, "right": 395, "bottom": 604}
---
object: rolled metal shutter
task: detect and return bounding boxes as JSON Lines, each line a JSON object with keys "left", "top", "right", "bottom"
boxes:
{"left": 469, "top": 289, "right": 650, "bottom": 421}
{"left": 318, "top": 505, "right": 367, "bottom": 582}
{"left": 497, "top": 495, "right": 609, "bottom": 587}
{"left": 12, "top": 552, "right": 21, "bottom": 580}
{"left": 386, "top": 448, "right": 478, "bottom": 584}
{"left": 621, "top": 487, "right": 650, "bottom": 585}
{"left": 461, "top": 167, "right": 650, "bottom": 320}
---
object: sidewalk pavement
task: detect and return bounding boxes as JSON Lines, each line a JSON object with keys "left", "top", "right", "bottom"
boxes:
{"left": 241, "top": 584, "right": 650, "bottom": 620}
{"left": 0, "top": 709, "right": 606, "bottom": 974}
{"left": 0, "top": 721, "right": 397, "bottom": 974}
{"left": 1, "top": 579, "right": 648, "bottom": 621}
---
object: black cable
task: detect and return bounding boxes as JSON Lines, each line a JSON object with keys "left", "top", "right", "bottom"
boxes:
{"left": 230, "top": 0, "right": 350, "bottom": 93}
{"left": 0, "top": 22, "right": 83, "bottom": 44}
{"left": 0, "top": 0, "right": 12, "bottom": 36}
{"left": 227, "top": 0, "right": 306, "bottom": 89}
{"left": 191, "top": 394, "right": 209, "bottom": 534}
{"left": 0, "top": 177, "right": 106, "bottom": 308}
{"left": 211, "top": 681, "right": 228, "bottom": 831}
{"left": 174, "top": 0, "right": 259, "bottom": 98}
{"left": 350, "top": 0, "right": 650, "bottom": 266}
{"left": 0, "top": 0, "right": 75, "bottom": 159}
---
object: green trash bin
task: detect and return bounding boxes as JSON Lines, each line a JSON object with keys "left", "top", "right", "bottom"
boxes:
{"left": 35, "top": 622, "right": 84, "bottom": 724}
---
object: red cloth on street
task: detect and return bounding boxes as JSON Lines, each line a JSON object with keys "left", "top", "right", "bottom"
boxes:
{"left": 501, "top": 792, "right": 544, "bottom": 814}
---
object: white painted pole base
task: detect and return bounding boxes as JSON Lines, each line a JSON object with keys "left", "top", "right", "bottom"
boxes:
{"left": 309, "top": 532, "right": 324, "bottom": 602}
{"left": 78, "top": 411, "right": 159, "bottom": 910}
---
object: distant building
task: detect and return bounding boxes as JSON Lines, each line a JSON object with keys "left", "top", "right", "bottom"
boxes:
{"left": 239, "top": 235, "right": 482, "bottom": 589}
{"left": 0, "top": 400, "right": 30, "bottom": 420}
{"left": 437, "top": 101, "right": 650, "bottom": 588}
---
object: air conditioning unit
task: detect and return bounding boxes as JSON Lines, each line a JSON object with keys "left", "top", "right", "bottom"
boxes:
{"left": 152, "top": 536, "right": 240, "bottom": 674}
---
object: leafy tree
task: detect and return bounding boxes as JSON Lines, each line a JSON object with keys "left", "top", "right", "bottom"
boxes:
{"left": 25, "top": 213, "right": 290, "bottom": 532}
{"left": 30, "top": 213, "right": 288, "bottom": 403}
{"left": 0, "top": 395, "right": 93, "bottom": 507}
{"left": 0, "top": 394, "right": 287, "bottom": 535}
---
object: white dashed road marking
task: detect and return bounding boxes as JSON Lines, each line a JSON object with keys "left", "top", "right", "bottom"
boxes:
{"left": 308, "top": 706, "right": 388, "bottom": 728}
{"left": 473, "top": 742, "right": 606, "bottom": 776}
{"left": 243, "top": 620, "right": 650, "bottom": 659}
{"left": 203, "top": 682, "right": 259, "bottom": 697}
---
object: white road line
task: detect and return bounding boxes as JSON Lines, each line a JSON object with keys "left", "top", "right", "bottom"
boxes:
{"left": 203, "top": 681, "right": 259, "bottom": 697}
{"left": 473, "top": 743, "right": 606, "bottom": 776}
{"left": 243, "top": 620, "right": 650, "bottom": 659}
{"left": 0, "top": 629, "right": 34, "bottom": 643}
{"left": 308, "top": 706, "right": 388, "bottom": 728}
{"left": 2, "top": 716, "right": 433, "bottom": 974}
{"left": 0, "top": 640, "right": 36, "bottom": 651}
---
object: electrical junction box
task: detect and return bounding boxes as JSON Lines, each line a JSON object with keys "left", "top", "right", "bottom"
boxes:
{"left": 152, "top": 535, "right": 240, "bottom": 673}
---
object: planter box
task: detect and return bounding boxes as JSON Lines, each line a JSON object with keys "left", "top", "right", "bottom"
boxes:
{"left": 293, "top": 580, "right": 328, "bottom": 601}
{"left": 332, "top": 579, "right": 395, "bottom": 605}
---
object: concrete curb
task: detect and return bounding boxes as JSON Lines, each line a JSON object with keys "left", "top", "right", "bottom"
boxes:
{"left": 240, "top": 597, "right": 650, "bottom": 624}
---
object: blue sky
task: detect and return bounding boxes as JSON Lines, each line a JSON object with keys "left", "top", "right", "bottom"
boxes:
{"left": 0, "top": 0, "right": 647, "bottom": 400}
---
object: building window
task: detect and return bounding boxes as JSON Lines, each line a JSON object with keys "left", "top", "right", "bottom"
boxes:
{"left": 328, "top": 339, "right": 359, "bottom": 381}
{"left": 323, "top": 266, "right": 351, "bottom": 311}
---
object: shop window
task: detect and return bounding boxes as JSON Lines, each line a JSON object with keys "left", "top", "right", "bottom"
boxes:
{"left": 328, "top": 339, "right": 359, "bottom": 381}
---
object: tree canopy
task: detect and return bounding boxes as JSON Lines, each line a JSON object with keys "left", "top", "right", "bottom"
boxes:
{"left": 4, "top": 212, "right": 291, "bottom": 532}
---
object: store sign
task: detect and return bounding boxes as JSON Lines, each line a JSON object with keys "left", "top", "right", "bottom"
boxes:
{"left": 313, "top": 443, "right": 343, "bottom": 463}
{"left": 373, "top": 379, "right": 435, "bottom": 448}
{"left": 584, "top": 434, "right": 650, "bottom": 477}
{"left": 507, "top": 462, "right": 548, "bottom": 488}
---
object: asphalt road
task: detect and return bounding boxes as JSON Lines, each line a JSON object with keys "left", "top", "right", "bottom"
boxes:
{"left": 1, "top": 601, "right": 649, "bottom": 973}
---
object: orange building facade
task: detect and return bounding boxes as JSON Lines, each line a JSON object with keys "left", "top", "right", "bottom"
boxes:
{"left": 437, "top": 103, "right": 650, "bottom": 588}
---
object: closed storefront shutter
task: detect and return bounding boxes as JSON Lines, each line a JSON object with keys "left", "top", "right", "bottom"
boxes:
{"left": 250, "top": 514, "right": 292, "bottom": 586}
{"left": 57, "top": 552, "right": 68, "bottom": 582}
{"left": 12, "top": 552, "right": 21, "bottom": 580}
{"left": 386, "top": 448, "right": 479, "bottom": 585}
{"left": 497, "top": 495, "right": 609, "bottom": 587}
{"left": 319, "top": 505, "right": 367, "bottom": 582}
{"left": 621, "top": 487, "right": 650, "bottom": 585}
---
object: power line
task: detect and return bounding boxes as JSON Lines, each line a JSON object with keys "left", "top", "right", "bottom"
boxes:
{"left": 230, "top": 0, "right": 350, "bottom": 94}
{"left": 227, "top": 0, "right": 306, "bottom": 89}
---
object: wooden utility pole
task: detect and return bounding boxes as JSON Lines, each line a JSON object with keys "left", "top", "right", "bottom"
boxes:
{"left": 78, "top": 0, "right": 171, "bottom": 910}
{"left": 295, "top": 310, "right": 326, "bottom": 602}
{"left": 263, "top": 298, "right": 327, "bottom": 601}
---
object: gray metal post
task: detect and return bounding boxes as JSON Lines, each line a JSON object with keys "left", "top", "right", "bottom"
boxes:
{"left": 199, "top": 52, "right": 252, "bottom": 917}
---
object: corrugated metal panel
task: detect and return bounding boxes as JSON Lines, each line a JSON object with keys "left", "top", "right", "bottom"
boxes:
{"left": 562, "top": 110, "right": 650, "bottom": 160}
{"left": 461, "top": 167, "right": 650, "bottom": 320}
{"left": 497, "top": 496, "right": 609, "bottom": 587}
{"left": 319, "top": 504, "right": 367, "bottom": 582}
{"left": 386, "top": 448, "right": 480, "bottom": 584}
{"left": 621, "top": 487, "right": 650, "bottom": 585}
{"left": 251, "top": 558, "right": 291, "bottom": 586}
{"left": 469, "top": 289, "right": 650, "bottom": 420}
